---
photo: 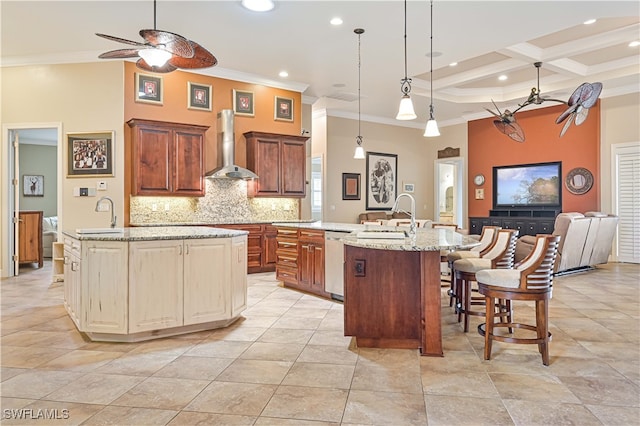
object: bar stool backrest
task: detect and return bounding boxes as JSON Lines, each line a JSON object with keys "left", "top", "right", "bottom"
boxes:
{"left": 481, "top": 229, "right": 519, "bottom": 269}
{"left": 516, "top": 234, "right": 561, "bottom": 291}
{"left": 473, "top": 226, "right": 501, "bottom": 254}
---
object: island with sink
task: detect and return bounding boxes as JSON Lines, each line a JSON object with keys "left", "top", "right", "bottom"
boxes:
{"left": 62, "top": 226, "right": 248, "bottom": 342}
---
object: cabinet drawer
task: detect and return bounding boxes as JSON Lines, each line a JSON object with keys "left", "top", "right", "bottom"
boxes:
{"left": 299, "top": 229, "right": 324, "bottom": 243}
{"left": 276, "top": 266, "right": 298, "bottom": 284}
{"left": 277, "top": 228, "right": 299, "bottom": 237}
{"left": 277, "top": 239, "right": 298, "bottom": 251}
{"left": 276, "top": 252, "right": 298, "bottom": 267}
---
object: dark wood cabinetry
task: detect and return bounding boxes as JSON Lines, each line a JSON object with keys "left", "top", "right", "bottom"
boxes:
{"left": 244, "top": 131, "right": 308, "bottom": 198}
{"left": 18, "top": 211, "right": 43, "bottom": 268}
{"left": 275, "top": 227, "right": 327, "bottom": 298}
{"left": 469, "top": 209, "right": 558, "bottom": 237}
{"left": 214, "top": 224, "right": 276, "bottom": 273}
{"left": 128, "top": 119, "right": 209, "bottom": 196}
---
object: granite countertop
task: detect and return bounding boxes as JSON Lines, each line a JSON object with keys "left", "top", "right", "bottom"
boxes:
{"left": 271, "top": 221, "right": 369, "bottom": 233}
{"left": 342, "top": 227, "right": 480, "bottom": 252}
{"left": 130, "top": 220, "right": 315, "bottom": 227}
{"left": 63, "top": 226, "right": 248, "bottom": 241}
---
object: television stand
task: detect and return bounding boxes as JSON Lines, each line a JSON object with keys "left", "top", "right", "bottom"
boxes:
{"left": 470, "top": 209, "right": 560, "bottom": 236}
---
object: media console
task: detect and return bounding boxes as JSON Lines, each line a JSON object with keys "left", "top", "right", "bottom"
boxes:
{"left": 469, "top": 209, "right": 560, "bottom": 237}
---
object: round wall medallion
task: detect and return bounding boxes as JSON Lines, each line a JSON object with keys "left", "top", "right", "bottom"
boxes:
{"left": 565, "top": 167, "right": 593, "bottom": 195}
{"left": 473, "top": 174, "right": 485, "bottom": 186}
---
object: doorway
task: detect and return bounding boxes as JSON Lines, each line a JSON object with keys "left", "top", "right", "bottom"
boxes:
{"left": 434, "top": 157, "right": 464, "bottom": 228}
{"left": 2, "top": 123, "right": 62, "bottom": 277}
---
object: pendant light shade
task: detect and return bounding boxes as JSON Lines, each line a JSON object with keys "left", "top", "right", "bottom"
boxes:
{"left": 354, "top": 28, "right": 366, "bottom": 159}
{"left": 138, "top": 48, "right": 172, "bottom": 67}
{"left": 396, "top": 0, "right": 416, "bottom": 121}
{"left": 424, "top": 0, "right": 439, "bottom": 137}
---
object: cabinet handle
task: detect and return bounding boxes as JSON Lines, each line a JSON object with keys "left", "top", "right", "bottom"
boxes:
{"left": 71, "top": 261, "right": 79, "bottom": 272}
{"left": 185, "top": 245, "right": 189, "bottom": 255}
{"left": 178, "top": 245, "right": 183, "bottom": 255}
{"left": 64, "top": 256, "right": 69, "bottom": 264}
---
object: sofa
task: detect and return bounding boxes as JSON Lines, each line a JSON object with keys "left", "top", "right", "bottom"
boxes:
{"left": 514, "top": 212, "right": 618, "bottom": 274}
{"left": 42, "top": 216, "right": 58, "bottom": 258}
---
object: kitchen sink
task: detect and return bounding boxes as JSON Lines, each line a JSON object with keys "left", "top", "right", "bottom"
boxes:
{"left": 75, "top": 228, "right": 125, "bottom": 234}
{"left": 356, "top": 230, "right": 407, "bottom": 239}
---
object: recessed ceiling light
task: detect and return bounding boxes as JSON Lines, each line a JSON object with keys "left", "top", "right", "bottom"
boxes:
{"left": 629, "top": 41, "right": 640, "bottom": 47}
{"left": 241, "top": 0, "right": 274, "bottom": 12}
{"left": 330, "top": 17, "right": 343, "bottom": 26}
{"left": 583, "top": 18, "right": 597, "bottom": 25}
{"left": 449, "top": 62, "right": 458, "bottom": 67}
{"left": 498, "top": 75, "right": 508, "bottom": 81}
{"left": 279, "top": 71, "right": 289, "bottom": 78}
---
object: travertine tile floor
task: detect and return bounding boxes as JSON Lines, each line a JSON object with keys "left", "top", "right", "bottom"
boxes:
{"left": 1, "top": 261, "right": 638, "bottom": 425}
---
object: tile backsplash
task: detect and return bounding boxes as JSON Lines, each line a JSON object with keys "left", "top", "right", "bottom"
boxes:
{"left": 130, "top": 179, "right": 300, "bottom": 224}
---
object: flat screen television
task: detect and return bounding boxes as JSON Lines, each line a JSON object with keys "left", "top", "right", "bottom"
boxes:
{"left": 493, "top": 161, "right": 562, "bottom": 209}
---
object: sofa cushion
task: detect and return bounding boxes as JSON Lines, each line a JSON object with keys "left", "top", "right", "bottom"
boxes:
{"left": 43, "top": 216, "right": 58, "bottom": 233}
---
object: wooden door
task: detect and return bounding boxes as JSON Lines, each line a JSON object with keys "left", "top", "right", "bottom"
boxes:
{"left": 281, "top": 139, "right": 306, "bottom": 196}
{"left": 252, "top": 137, "right": 281, "bottom": 195}
{"left": 263, "top": 225, "right": 278, "bottom": 270}
{"left": 133, "top": 125, "right": 172, "bottom": 195}
{"left": 173, "top": 128, "right": 205, "bottom": 196}
{"left": 129, "top": 240, "right": 183, "bottom": 332}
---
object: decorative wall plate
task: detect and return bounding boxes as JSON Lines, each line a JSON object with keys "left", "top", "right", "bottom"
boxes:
{"left": 565, "top": 167, "right": 593, "bottom": 195}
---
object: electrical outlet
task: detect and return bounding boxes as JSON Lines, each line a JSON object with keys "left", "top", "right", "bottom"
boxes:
{"left": 271, "top": 203, "right": 276, "bottom": 211}
{"left": 164, "top": 203, "right": 170, "bottom": 211}
{"left": 97, "top": 181, "right": 107, "bottom": 191}
{"left": 152, "top": 204, "right": 158, "bottom": 212}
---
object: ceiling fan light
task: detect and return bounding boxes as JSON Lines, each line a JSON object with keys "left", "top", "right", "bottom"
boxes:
{"left": 354, "top": 145, "right": 365, "bottom": 159}
{"left": 139, "top": 48, "right": 172, "bottom": 67}
{"left": 241, "top": 0, "right": 274, "bottom": 12}
{"left": 424, "top": 117, "right": 440, "bottom": 137}
{"left": 396, "top": 95, "right": 417, "bottom": 120}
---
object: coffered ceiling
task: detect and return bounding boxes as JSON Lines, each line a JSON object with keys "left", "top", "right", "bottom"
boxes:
{"left": 2, "top": 1, "right": 639, "bottom": 130}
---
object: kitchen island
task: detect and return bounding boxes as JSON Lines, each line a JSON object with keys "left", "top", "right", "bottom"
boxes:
{"left": 341, "top": 228, "right": 479, "bottom": 356}
{"left": 62, "top": 226, "right": 247, "bottom": 342}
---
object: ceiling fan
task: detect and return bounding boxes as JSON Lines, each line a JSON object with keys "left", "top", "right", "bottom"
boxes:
{"left": 96, "top": 0, "right": 217, "bottom": 73}
{"left": 485, "top": 62, "right": 602, "bottom": 142}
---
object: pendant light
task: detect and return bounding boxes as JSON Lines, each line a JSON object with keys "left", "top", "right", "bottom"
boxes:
{"left": 396, "top": 0, "right": 417, "bottom": 120}
{"left": 424, "top": 0, "right": 440, "bottom": 137}
{"left": 354, "top": 28, "right": 366, "bottom": 159}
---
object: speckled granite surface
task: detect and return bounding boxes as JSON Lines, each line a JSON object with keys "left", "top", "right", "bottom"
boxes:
{"left": 272, "top": 222, "right": 367, "bottom": 233}
{"left": 63, "top": 226, "right": 247, "bottom": 241}
{"left": 342, "top": 228, "right": 480, "bottom": 251}
{"left": 130, "top": 180, "right": 299, "bottom": 225}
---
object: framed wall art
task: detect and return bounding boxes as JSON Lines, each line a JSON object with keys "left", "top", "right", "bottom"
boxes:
{"left": 188, "top": 82, "right": 212, "bottom": 111}
{"left": 23, "top": 175, "right": 44, "bottom": 196}
{"left": 275, "top": 96, "right": 293, "bottom": 121}
{"left": 565, "top": 167, "right": 594, "bottom": 195}
{"left": 366, "top": 152, "right": 398, "bottom": 210}
{"left": 66, "top": 131, "right": 114, "bottom": 177}
{"left": 342, "top": 173, "right": 361, "bottom": 200}
{"left": 233, "top": 89, "right": 255, "bottom": 116}
{"left": 135, "top": 73, "right": 163, "bottom": 105}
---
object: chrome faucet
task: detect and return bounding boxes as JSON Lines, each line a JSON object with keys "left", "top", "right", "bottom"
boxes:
{"left": 391, "top": 193, "right": 416, "bottom": 237}
{"left": 95, "top": 196, "right": 117, "bottom": 228}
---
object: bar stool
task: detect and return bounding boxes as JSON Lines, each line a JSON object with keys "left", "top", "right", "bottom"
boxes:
{"left": 446, "top": 226, "right": 500, "bottom": 307}
{"left": 476, "top": 234, "right": 561, "bottom": 365}
{"left": 431, "top": 223, "right": 460, "bottom": 289}
{"left": 452, "top": 229, "right": 518, "bottom": 332}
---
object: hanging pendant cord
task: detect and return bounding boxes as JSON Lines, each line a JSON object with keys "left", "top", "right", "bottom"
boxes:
{"left": 403, "top": 0, "right": 408, "bottom": 81}
{"left": 429, "top": 0, "right": 434, "bottom": 116}
{"left": 358, "top": 31, "right": 361, "bottom": 138}
{"left": 153, "top": 0, "right": 157, "bottom": 29}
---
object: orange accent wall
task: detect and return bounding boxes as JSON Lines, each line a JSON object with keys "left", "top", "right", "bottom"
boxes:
{"left": 468, "top": 102, "right": 600, "bottom": 218}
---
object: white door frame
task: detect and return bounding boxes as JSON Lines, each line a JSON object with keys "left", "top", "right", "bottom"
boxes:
{"left": 433, "top": 157, "right": 465, "bottom": 228}
{"left": 1, "top": 122, "right": 63, "bottom": 278}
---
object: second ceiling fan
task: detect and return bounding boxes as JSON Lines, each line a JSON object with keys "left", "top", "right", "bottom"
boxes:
{"left": 96, "top": 0, "right": 217, "bottom": 73}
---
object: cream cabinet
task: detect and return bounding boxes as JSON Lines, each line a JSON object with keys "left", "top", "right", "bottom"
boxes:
{"left": 63, "top": 233, "right": 247, "bottom": 341}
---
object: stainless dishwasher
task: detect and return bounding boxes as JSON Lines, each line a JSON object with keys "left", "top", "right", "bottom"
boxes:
{"left": 324, "top": 231, "right": 348, "bottom": 300}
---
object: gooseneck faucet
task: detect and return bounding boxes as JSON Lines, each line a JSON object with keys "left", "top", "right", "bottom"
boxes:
{"left": 391, "top": 193, "right": 416, "bottom": 237}
{"left": 95, "top": 196, "right": 117, "bottom": 228}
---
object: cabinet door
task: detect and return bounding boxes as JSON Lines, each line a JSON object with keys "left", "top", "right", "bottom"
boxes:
{"left": 253, "top": 137, "right": 281, "bottom": 195}
{"left": 298, "top": 242, "right": 313, "bottom": 289}
{"left": 183, "top": 238, "right": 230, "bottom": 325}
{"left": 83, "top": 241, "right": 128, "bottom": 334}
{"left": 133, "top": 126, "right": 172, "bottom": 195}
{"left": 281, "top": 140, "right": 306, "bottom": 196}
{"left": 129, "top": 240, "right": 183, "bottom": 332}
{"left": 63, "top": 239, "right": 82, "bottom": 329}
{"left": 310, "top": 244, "right": 325, "bottom": 294}
{"left": 18, "top": 211, "right": 43, "bottom": 266}
{"left": 173, "top": 129, "right": 205, "bottom": 196}
{"left": 263, "top": 226, "right": 278, "bottom": 269}
{"left": 230, "top": 236, "right": 248, "bottom": 317}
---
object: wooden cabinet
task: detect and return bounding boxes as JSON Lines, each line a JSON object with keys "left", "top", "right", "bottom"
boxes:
{"left": 275, "top": 227, "right": 327, "bottom": 298}
{"left": 263, "top": 225, "right": 278, "bottom": 269}
{"left": 128, "top": 119, "right": 209, "bottom": 196}
{"left": 214, "top": 224, "right": 277, "bottom": 273}
{"left": 230, "top": 237, "right": 248, "bottom": 317}
{"left": 52, "top": 242, "right": 65, "bottom": 283}
{"left": 244, "top": 131, "right": 308, "bottom": 197}
{"left": 18, "top": 210, "right": 43, "bottom": 267}
{"left": 470, "top": 209, "right": 557, "bottom": 237}
{"left": 63, "top": 237, "right": 82, "bottom": 328}
{"left": 298, "top": 229, "right": 325, "bottom": 295}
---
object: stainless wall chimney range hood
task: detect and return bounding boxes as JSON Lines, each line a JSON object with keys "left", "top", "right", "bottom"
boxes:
{"left": 205, "top": 109, "right": 259, "bottom": 180}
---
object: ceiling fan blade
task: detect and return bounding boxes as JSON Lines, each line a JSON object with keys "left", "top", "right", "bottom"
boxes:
{"left": 484, "top": 107, "right": 500, "bottom": 117}
{"left": 581, "top": 82, "right": 602, "bottom": 109}
{"left": 98, "top": 48, "right": 141, "bottom": 59}
{"left": 140, "top": 29, "right": 194, "bottom": 58}
{"left": 168, "top": 42, "right": 217, "bottom": 69}
{"left": 136, "top": 58, "right": 178, "bottom": 74}
{"left": 96, "top": 33, "right": 146, "bottom": 47}
{"left": 494, "top": 120, "right": 525, "bottom": 142}
{"left": 555, "top": 102, "right": 579, "bottom": 124}
{"left": 559, "top": 113, "right": 574, "bottom": 137}
{"left": 574, "top": 106, "right": 589, "bottom": 126}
